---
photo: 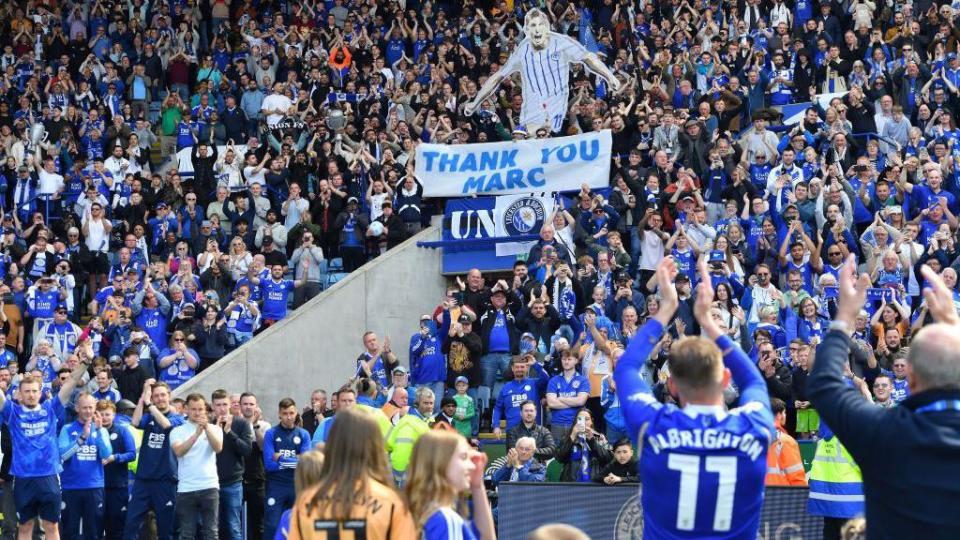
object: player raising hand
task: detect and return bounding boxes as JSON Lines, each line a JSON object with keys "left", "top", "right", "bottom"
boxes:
{"left": 613, "top": 258, "right": 774, "bottom": 539}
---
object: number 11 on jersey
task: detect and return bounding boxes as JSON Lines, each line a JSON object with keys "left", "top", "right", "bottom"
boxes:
{"left": 667, "top": 454, "right": 738, "bottom": 532}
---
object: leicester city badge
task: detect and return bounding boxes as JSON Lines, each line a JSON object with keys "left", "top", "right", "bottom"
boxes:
{"left": 504, "top": 197, "right": 546, "bottom": 236}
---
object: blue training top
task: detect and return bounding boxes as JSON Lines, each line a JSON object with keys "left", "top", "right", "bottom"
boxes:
{"left": 58, "top": 420, "right": 113, "bottom": 489}
{"left": 263, "top": 424, "right": 311, "bottom": 485}
{"left": 135, "top": 409, "right": 185, "bottom": 481}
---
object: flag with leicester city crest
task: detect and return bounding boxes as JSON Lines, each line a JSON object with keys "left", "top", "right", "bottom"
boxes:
{"left": 493, "top": 193, "right": 556, "bottom": 257}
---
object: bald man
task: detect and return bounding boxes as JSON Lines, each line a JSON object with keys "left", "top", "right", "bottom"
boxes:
{"left": 808, "top": 258, "right": 960, "bottom": 538}
{"left": 382, "top": 387, "right": 409, "bottom": 425}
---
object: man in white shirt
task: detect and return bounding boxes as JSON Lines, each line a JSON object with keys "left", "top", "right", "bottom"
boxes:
{"left": 33, "top": 156, "right": 64, "bottom": 197}
{"left": 873, "top": 94, "right": 895, "bottom": 135}
{"left": 260, "top": 83, "right": 292, "bottom": 128}
{"left": 281, "top": 182, "right": 309, "bottom": 230}
{"left": 243, "top": 153, "right": 269, "bottom": 190}
{"left": 74, "top": 185, "right": 110, "bottom": 218}
{"left": 250, "top": 183, "right": 271, "bottom": 230}
{"left": 171, "top": 394, "right": 223, "bottom": 540}
{"left": 103, "top": 144, "right": 131, "bottom": 182}
{"left": 638, "top": 209, "right": 669, "bottom": 276}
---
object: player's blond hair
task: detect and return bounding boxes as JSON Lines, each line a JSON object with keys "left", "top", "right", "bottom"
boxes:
{"left": 405, "top": 430, "right": 467, "bottom": 528}
{"left": 668, "top": 337, "right": 725, "bottom": 392}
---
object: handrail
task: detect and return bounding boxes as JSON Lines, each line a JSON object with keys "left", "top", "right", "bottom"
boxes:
{"left": 15, "top": 192, "right": 61, "bottom": 224}
{"left": 417, "top": 234, "right": 541, "bottom": 252}
{"left": 848, "top": 131, "right": 899, "bottom": 148}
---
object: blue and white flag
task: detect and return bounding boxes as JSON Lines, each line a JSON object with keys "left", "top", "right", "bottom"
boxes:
{"left": 493, "top": 192, "right": 555, "bottom": 257}
{"left": 578, "top": 8, "right": 600, "bottom": 54}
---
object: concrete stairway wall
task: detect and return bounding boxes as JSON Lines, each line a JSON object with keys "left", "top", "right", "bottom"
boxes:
{"left": 173, "top": 226, "right": 447, "bottom": 413}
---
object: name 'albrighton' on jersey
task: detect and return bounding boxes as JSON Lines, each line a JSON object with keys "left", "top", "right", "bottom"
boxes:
{"left": 647, "top": 425, "right": 766, "bottom": 461}
{"left": 615, "top": 318, "right": 774, "bottom": 540}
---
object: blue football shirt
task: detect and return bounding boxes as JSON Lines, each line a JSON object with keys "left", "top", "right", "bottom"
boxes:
{"left": 2, "top": 396, "right": 66, "bottom": 477}
{"left": 615, "top": 320, "right": 774, "bottom": 539}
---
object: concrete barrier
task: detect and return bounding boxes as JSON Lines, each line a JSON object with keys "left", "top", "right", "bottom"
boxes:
{"left": 173, "top": 226, "right": 447, "bottom": 413}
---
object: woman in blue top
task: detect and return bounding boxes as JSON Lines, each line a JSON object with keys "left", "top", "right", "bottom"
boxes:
{"left": 405, "top": 431, "right": 495, "bottom": 540}
{"left": 157, "top": 329, "right": 200, "bottom": 390}
{"left": 794, "top": 296, "right": 830, "bottom": 345}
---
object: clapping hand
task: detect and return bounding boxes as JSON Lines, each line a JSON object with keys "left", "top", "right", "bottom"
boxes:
{"left": 651, "top": 257, "right": 679, "bottom": 326}
{"left": 469, "top": 451, "right": 487, "bottom": 490}
{"left": 695, "top": 260, "right": 723, "bottom": 339}
{"left": 141, "top": 381, "right": 153, "bottom": 404}
{"left": 506, "top": 447, "right": 519, "bottom": 467}
{"left": 921, "top": 265, "right": 960, "bottom": 326}
{"left": 836, "top": 254, "right": 872, "bottom": 328}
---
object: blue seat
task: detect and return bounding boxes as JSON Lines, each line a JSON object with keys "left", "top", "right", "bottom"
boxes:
{"left": 325, "top": 272, "right": 349, "bottom": 289}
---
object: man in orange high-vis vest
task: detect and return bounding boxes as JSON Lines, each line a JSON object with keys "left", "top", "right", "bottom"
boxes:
{"left": 766, "top": 398, "right": 807, "bottom": 486}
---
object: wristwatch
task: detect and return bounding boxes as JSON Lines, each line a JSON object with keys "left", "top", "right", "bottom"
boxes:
{"left": 828, "top": 320, "right": 853, "bottom": 336}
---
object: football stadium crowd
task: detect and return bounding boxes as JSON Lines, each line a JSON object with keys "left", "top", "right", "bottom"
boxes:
{"left": 1, "top": 0, "right": 960, "bottom": 537}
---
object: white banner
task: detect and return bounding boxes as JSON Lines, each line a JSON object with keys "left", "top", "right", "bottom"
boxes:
{"left": 493, "top": 193, "right": 556, "bottom": 257}
{"left": 415, "top": 130, "right": 611, "bottom": 197}
{"left": 176, "top": 145, "right": 248, "bottom": 177}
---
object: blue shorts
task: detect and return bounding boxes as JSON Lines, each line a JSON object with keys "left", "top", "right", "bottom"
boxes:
{"left": 13, "top": 475, "right": 62, "bottom": 524}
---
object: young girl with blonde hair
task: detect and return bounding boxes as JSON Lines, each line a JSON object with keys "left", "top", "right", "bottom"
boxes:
{"left": 405, "top": 431, "right": 495, "bottom": 540}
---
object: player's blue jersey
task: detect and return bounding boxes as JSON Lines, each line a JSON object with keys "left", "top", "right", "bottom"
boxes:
{"left": 2, "top": 396, "right": 66, "bottom": 477}
{"left": 615, "top": 320, "right": 774, "bottom": 540}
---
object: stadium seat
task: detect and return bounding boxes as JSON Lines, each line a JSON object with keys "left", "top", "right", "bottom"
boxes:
{"left": 325, "top": 272, "right": 350, "bottom": 289}
{"left": 545, "top": 459, "right": 563, "bottom": 482}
